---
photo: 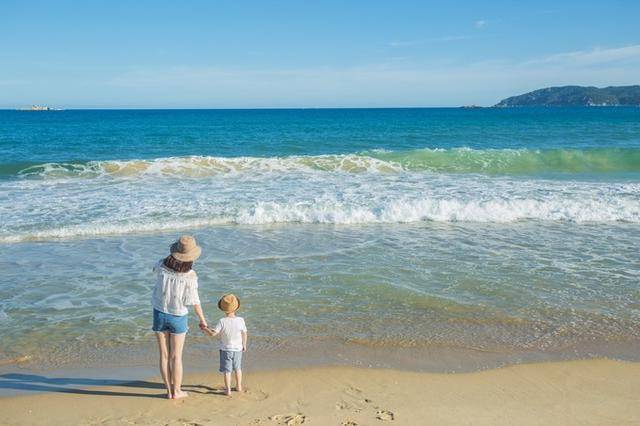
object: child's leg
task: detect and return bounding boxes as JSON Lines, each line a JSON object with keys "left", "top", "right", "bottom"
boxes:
{"left": 223, "top": 372, "right": 232, "bottom": 396}
{"left": 234, "top": 369, "right": 243, "bottom": 392}
{"left": 233, "top": 351, "right": 243, "bottom": 392}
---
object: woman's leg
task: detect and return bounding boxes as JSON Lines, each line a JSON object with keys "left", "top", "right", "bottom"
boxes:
{"left": 170, "top": 332, "right": 188, "bottom": 399}
{"left": 155, "top": 331, "right": 172, "bottom": 399}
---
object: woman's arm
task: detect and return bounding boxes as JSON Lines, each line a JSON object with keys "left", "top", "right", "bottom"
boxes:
{"left": 193, "top": 304, "right": 208, "bottom": 330}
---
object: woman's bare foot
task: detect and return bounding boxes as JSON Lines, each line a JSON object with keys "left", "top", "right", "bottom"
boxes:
{"left": 173, "top": 390, "right": 189, "bottom": 399}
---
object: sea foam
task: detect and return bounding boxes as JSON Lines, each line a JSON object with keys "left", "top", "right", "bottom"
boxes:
{"left": 10, "top": 147, "right": 640, "bottom": 179}
{"left": 1, "top": 188, "right": 638, "bottom": 242}
{"left": 2, "top": 149, "right": 639, "bottom": 242}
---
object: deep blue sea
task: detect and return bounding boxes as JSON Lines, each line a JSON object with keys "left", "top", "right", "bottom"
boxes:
{"left": 3, "top": 107, "right": 640, "bottom": 165}
{"left": 0, "top": 108, "right": 639, "bottom": 371}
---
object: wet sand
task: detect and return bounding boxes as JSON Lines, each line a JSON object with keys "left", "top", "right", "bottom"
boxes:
{"left": 1, "top": 359, "right": 639, "bottom": 425}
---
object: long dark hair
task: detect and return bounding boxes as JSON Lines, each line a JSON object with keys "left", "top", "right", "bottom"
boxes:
{"left": 163, "top": 255, "right": 193, "bottom": 273}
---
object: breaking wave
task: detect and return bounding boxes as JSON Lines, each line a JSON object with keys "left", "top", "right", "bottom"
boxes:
{"left": 8, "top": 147, "right": 640, "bottom": 179}
{"left": 2, "top": 147, "right": 639, "bottom": 242}
{"left": 2, "top": 193, "right": 639, "bottom": 242}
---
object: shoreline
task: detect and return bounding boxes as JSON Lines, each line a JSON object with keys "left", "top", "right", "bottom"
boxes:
{"left": 1, "top": 358, "right": 639, "bottom": 425}
{"left": 2, "top": 337, "right": 640, "bottom": 398}
{"left": 0, "top": 336, "right": 640, "bottom": 397}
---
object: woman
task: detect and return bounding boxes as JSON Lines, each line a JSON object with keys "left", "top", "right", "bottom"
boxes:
{"left": 152, "top": 235, "right": 208, "bottom": 399}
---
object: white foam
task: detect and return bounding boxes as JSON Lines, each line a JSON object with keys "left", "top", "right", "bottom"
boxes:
{"left": 17, "top": 154, "right": 404, "bottom": 180}
{"left": 3, "top": 161, "right": 640, "bottom": 242}
{"left": 0, "top": 218, "right": 232, "bottom": 243}
{"left": 1, "top": 193, "right": 638, "bottom": 242}
{"left": 14, "top": 147, "right": 640, "bottom": 181}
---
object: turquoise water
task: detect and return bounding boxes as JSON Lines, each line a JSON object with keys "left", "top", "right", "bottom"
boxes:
{"left": 0, "top": 108, "right": 639, "bottom": 370}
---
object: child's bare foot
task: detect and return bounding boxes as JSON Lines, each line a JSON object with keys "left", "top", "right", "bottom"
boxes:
{"left": 173, "top": 390, "right": 189, "bottom": 399}
{"left": 236, "top": 386, "right": 243, "bottom": 392}
{"left": 225, "top": 388, "right": 232, "bottom": 396}
{"left": 165, "top": 392, "right": 173, "bottom": 399}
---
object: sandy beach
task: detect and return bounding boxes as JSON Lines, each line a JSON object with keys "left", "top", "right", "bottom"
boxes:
{"left": 1, "top": 359, "right": 638, "bottom": 425}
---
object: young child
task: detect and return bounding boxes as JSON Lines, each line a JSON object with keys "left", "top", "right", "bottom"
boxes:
{"left": 203, "top": 294, "right": 247, "bottom": 396}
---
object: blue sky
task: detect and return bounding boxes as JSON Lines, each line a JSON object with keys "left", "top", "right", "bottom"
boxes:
{"left": 1, "top": 0, "right": 639, "bottom": 108}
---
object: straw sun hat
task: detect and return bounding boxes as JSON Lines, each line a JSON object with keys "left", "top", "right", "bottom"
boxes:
{"left": 218, "top": 294, "right": 240, "bottom": 313}
{"left": 170, "top": 235, "right": 202, "bottom": 262}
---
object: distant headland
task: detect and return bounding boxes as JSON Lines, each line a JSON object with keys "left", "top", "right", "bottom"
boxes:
{"left": 494, "top": 85, "right": 640, "bottom": 107}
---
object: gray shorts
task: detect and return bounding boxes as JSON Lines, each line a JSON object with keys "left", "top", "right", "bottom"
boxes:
{"left": 219, "top": 350, "right": 242, "bottom": 373}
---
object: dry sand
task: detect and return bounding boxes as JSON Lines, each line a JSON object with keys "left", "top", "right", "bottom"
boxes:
{"left": 0, "top": 359, "right": 639, "bottom": 425}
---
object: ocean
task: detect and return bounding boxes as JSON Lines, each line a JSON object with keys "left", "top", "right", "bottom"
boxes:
{"left": 0, "top": 107, "right": 639, "bottom": 373}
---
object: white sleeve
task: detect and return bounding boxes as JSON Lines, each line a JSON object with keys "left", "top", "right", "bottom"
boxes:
{"left": 240, "top": 318, "right": 247, "bottom": 332}
{"left": 212, "top": 319, "right": 223, "bottom": 334}
{"left": 182, "top": 274, "right": 201, "bottom": 306}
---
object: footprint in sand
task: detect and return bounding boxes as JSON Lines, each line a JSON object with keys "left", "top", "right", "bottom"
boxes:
{"left": 243, "top": 388, "right": 270, "bottom": 401}
{"left": 94, "top": 415, "right": 163, "bottom": 425}
{"left": 375, "top": 410, "right": 395, "bottom": 421}
{"left": 341, "top": 386, "right": 373, "bottom": 413}
{"left": 269, "top": 413, "right": 306, "bottom": 425}
{"left": 344, "top": 385, "right": 363, "bottom": 398}
{"left": 342, "top": 421, "right": 358, "bottom": 426}
{"left": 336, "top": 400, "right": 360, "bottom": 410}
{"left": 336, "top": 399, "right": 363, "bottom": 413}
{"left": 173, "top": 419, "right": 209, "bottom": 426}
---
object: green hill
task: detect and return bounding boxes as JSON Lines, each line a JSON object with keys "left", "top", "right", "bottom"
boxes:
{"left": 494, "top": 85, "right": 640, "bottom": 107}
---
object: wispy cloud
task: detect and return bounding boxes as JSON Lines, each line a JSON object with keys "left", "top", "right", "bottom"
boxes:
{"left": 527, "top": 44, "right": 640, "bottom": 66}
{"left": 387, "top": 35, "right": 471, "bottom": 48}
{"left": 104, "top": 44, "right": 640, "bottom": 107}
{"left": 474, "top": 20, "right": 487, "bottom": 29}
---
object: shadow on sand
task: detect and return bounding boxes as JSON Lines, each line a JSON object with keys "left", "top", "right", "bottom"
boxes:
{"left": 0, "top": 373, "right": 221, "bottom": 399}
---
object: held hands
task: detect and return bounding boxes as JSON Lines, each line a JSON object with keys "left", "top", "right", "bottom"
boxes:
{"left": 199, "top": 321, "right": 213, "bottom": 336}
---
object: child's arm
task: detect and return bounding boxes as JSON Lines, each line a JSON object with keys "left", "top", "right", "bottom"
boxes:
{"left": 203, "top": 319, "right": 222, "bottom": 337}
{"left": 241, "top": 330, "right": 248, "bottom": 352}
{"left": 203, "top": 327, "right": 218, "bottom": 337}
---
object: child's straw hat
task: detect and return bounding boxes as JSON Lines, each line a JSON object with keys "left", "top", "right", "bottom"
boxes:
{"left": 218, "top": 294, "right": 240, "bottom": 313}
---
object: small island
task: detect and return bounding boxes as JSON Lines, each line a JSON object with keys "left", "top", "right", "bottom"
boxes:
{"left": 18, "top": 105, "right": 62, "bottom": 111}
{"left": 494, "top": 85, "right": 640, "bottom": 107}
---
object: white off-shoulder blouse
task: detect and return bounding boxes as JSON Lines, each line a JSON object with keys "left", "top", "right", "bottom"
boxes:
{"left": 151, "top": 260, "right": 201, "bottom": 316}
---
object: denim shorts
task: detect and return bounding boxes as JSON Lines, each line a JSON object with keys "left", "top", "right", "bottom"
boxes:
{"left": 219, "top": 350, "right": 242, "bottom": 373}
{"left": 152, "top": 309, "right": 188, "bottom": 334}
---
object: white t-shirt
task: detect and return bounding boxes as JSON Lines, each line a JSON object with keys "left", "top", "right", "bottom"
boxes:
{"left": 212, "top": 316, "right": 247, "bottom": 351}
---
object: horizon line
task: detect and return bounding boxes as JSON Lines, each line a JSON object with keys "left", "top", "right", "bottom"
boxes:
{"left": 1, "top": 105, "right": 493, "bottom": 111}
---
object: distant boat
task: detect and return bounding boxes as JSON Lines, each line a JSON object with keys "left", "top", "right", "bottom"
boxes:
{"left": 18, "top": 105, "right": 63, "bottom": 111}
